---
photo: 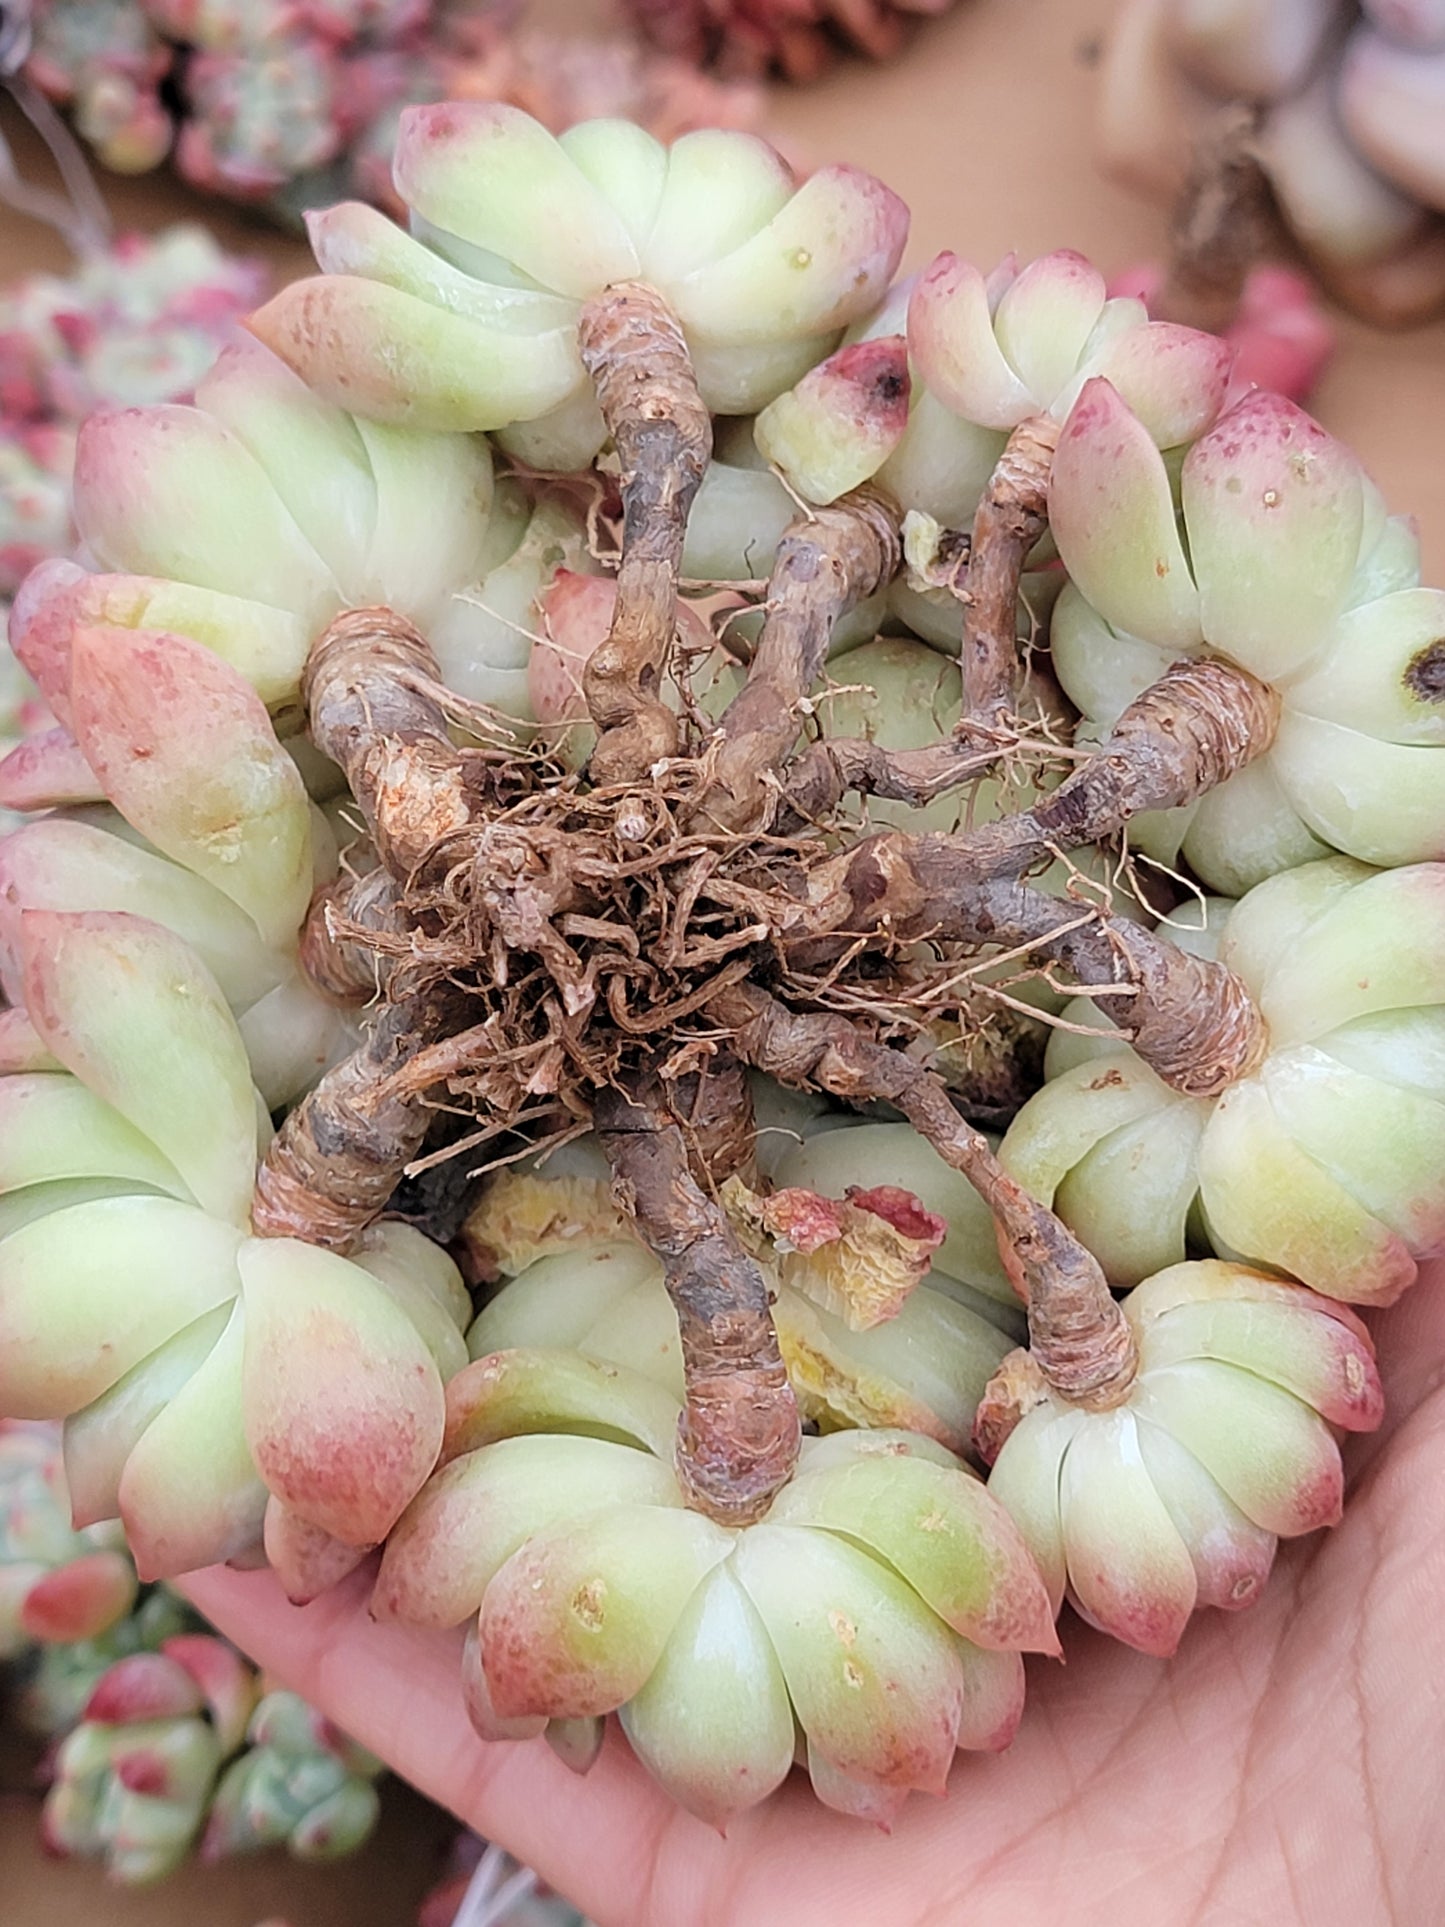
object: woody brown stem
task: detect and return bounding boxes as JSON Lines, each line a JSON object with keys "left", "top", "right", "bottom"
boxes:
{"left": 787, "top": 832, "right": 1266, "bottom": 1098}
{"left": 1153, "top": 104, "right": 1274, "bottom": 333}
{"left": 297, "top": 869, "right": 404, "bottom": 1004}
{"left": 931, "top": 876, "right": 1266, "bottom": 1099}
{"left": 577, "top": 282, "right": 712, "bottom": 787}
{"left": 251, "top": 987, "right": 454, "bottom": 1250}
{"left": 305, "top": 609, "right": 472, "bottom": 882}
{"left": 781, "top": 734, "right": 1000, "bottom": 823}
{"left": 692, "top": 487, "right": 901, "bottom": 831}
{"left": 595, "top": 1074, "right": 800, "bottom": 1524}
{"left": 711, "top": 983, "right": 1137, "bottom": 1410}
{"left": 969, "top": 657, "right": 1281, "bottom": 871}
{"left": 958, "top": 414, "right": 1058, "bottom": 729}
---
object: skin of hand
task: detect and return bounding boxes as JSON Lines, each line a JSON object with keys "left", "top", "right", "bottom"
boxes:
{"left": 183, "top": 1258, "right": 1445, "bottom": 1927}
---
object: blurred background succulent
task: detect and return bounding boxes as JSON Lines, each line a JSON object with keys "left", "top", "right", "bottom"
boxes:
{"left": 11, "top": 0, "right": 763, "bottom": 229}
{"left": 1100, "top": 0, "right": 1445, "bottom": 326}
{"left": 0, "top": 223, "right": 267, "bottom": 599}
{"left": 622, "top": 0, "right": 962, "bottom": 83}
{"left": 1, "top": 1421, "right": 389, "bottom": 1886}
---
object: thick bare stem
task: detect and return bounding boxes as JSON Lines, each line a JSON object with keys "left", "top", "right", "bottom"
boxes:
{"left": 1153, "top": 105, "right": 1274, "bottom": 333}
{"left": 781, "top": 734, "right": 1000, "bottom": 823}
{"left": 297, "top": 869, "right": 404, "bottom": 1004}
{"left": 937, "top": 876, "right": 1266, "bottom": 1098}
{"left": 958, "top": 414, "right": 1058, "bottom": 728}
{"left": 712, "top": 983, "right": 1137, "bottom": 1410}
{"left": 973, "top": 657, "right": 1281, "bottom": 870}
{"left": 305, "top": 609, "right": 471, "bottom": 881}
{"left": 595, "top": 1075, "right": 800, "bottom": 1524}
{"left": 788, "top": 836, "right": 1266, "bottom": 1098}
{"left": 693, "top": 487, "right": 901, "bottom": 831}
{"left": 251, "top": 988, "right": 453, "bottom": 1250}
{"left": 577, "top": 282, "right": 712, "bottom": 786}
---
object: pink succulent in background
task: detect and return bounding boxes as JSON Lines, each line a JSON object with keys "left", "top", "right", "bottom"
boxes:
{"left": 41, "top": 1633, "right": 258, "bottom": 1882}
{"left": 0, "top": 1425, "right": 394, "bottom": 1883}
{"left": 202, "top": 1688, "right": 383, "bottom": 1863}
{"left": 623, "top": 0, "right": 960, "bottom": 83}
{"left": 16, "top": 1585, "right": 195, "bottom": 1742}
{"left": 979, "top": 1260, "right": 1384, "bottom": 1657}
{"left": 1001, "top": 860, "right": 1445, "bottom": 1304}
{"left": 1048, "top": 382, "right": 1444, "bottom": 889}
{"left": 0, "top": 225, "right": 267, "bottom": 599}
{"left": 22, "top": 0, "right": 765, "bottom": 230}
{"left": 373, "top": 1348, "right": 1056, "bottom": 1827}
{"left": 1, "top": 1419, "right": 136, "bottom": 1656}
{"left": 1099, "top": 0, "right": 1445, "bottom": 325}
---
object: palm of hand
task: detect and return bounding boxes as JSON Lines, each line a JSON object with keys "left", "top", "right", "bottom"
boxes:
{"left": 186, "top": 1266, "right": 1445, "bottom": 1927}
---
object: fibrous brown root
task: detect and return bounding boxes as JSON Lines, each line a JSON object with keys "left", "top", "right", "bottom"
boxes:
{"left": 711, "top": 981, "right": 1137, "bottom": 1410}
{"left": 595, "top": 1073, "right": 801, "bottom": 1524}
{"left": 693, "top": 487, "right": 902, "bottom": 832}
{"left": 577, "top": 282, "right": 713, "bottom": 786}
{"left": 957, "top": 413, "right": 1059, "bottom": 729}
{"left": 304, "top": 610, "right": 472, "bottom": 880}
{"left": 1153, "top": 104, "right": 1275, "bottom": 334}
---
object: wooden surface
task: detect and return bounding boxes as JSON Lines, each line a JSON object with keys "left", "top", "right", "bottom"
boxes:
{"left": 2, "top": 0, "right": 1444, "bottom": 1919}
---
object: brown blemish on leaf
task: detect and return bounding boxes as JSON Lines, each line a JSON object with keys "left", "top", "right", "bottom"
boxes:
{"left": 1405, "top": 639, "right": 1445, "bottom": 702}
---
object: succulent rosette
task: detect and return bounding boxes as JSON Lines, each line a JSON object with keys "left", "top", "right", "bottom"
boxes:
{"left": 1, "top": 1420, "right": 137, "bottom": 1656}
{"left": 9, "top": 330, "right": 600, "bottom": 735}
{"left": 246, "top": 103, "right": 908, "bottom": 465}
{"left": 0, "top": 905, "right": 468, "bottom": 1582}
{"left": 202, "top": 1689, "right": 383, "bottom": 1863}
{"left": 1101, "top": 0, "right": 1445, "bottom": 324}
{"left": 1, "top": 335, "right": 606, "bottom": 1098}
{"left": 980, "top": 1258, "right": 1384, "bottom": 1657}
{"left": 753, "top": 248, "right": 1233, "bottom": 528}
{"left": 1001, "top": 858, "right": 1445, "bottom": 1305}
{"left": 41, "top": 1632, "right": 257, "bottom": 1883}
{"left": 373, "top": 1348, "right": 1057, "bottom": 1826}
{"left": 1048, "top": 381, "right": 1444, "bottom": 891}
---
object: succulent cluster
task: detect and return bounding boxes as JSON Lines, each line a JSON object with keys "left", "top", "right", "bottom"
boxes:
{"left": 19, "top": 0, "right": 762, "bottom": 226}
{"left": 1101, "top": 0, "right": 1445, "bottom": 325}
{"left": 623, "top": 0, "right": 961, "bottom": 82}
{"left": 0, "top": 224, "right": 267, "bottom": 598}
{"left": 0, "top": 1421, "right": 383, "bottom": 1882}
{"left": 0, "top": 104, "right": 1433, "bottom": 1828}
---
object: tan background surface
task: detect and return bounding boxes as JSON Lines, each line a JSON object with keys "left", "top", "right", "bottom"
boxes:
{"left": 2, "top": 0, "right": 1443, "bottom": 1919}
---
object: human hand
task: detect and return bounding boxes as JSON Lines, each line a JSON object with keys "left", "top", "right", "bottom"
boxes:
{"left": 184, "top": 1261, "right": 1445, "bottom": 1927}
